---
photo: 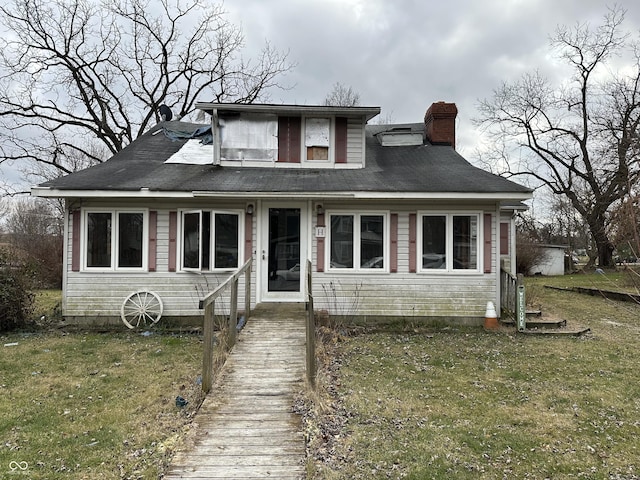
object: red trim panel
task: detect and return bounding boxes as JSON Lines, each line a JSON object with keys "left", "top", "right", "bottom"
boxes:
{"left": 168, "top": 211, "right": 177, "bottom": 272}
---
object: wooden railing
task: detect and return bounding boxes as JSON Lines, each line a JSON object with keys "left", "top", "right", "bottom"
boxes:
{"left": 199, "top": 258, "right": 252, "bottom": 393}
{"left": 500, "top": 268, "right": 518, "bottom": 319}
{"left": 305, "top": 259, "right": 317, "bottom": 387}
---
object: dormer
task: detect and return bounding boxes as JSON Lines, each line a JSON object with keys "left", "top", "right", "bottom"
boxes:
{"left": 194, "top": 103, "right": 380, "bottom": 169}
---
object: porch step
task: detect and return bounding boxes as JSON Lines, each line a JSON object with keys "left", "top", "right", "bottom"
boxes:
{"left": 251, "top": 302, "right": 307, "bottom": 317}
{"left": 500, "top": 308, "right": 590, "bottom": 336}
{"left": 500, "top": 317, "right": 590, "bottom": 336}
{"left": 500, "top": 318, "right": 567, "bottom": 329}
{"left": 519, "top": 326, "right": 591, "bottom": 337}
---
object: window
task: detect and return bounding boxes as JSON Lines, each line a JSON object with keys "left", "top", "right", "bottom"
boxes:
{"left": 500, "top": 222, "right": 510, "bottom": 255}
{"left": 180, "top": 210, "right": 241, "bottom": 271}
{"left": 84, "top": 210, "right": 146, "bottom": 270}
{"left": 419, "top": 213, "right": 480, "bottom": 272}
{"left": 329, "top": 213, "right": 387, "bottom": 271}
{"left": 305, "top": 117, "right": 330, "bottom": 161}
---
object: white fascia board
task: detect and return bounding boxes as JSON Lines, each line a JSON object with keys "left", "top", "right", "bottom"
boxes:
{"left": 32, "top": 187, "right": 532, "bottom": 202}
{"left": 192, "top": 191, "right": 356, "bottom": 199}
{"left": 194, "top": 191, "right": 533, "bottom": 201}
{"left": 30, "top": 187, "right": 195, "bottom": 199}
{"left": 195, "top": 102, "right": 381, "bottom": 122}
{"left": 348, "top": 191, "right": 533, "bottom": 201}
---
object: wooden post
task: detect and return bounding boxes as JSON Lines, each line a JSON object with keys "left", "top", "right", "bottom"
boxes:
{"left": 244, "top": 264, "right": 251, "bottom": 322}
{"left": 306, "top": 259, "right": 316, "bottom": 386}
{"left": 306, "top": 297, "right": 316, "bottom": 386}
{"left": 202, "top": 300, "right": 215, "bottom": 394}
{"left": 228, "top": 278, "right": 238, "bottom": 348}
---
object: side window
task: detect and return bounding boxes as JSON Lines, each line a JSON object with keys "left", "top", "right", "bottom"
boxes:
{"left": 84, "top": 210, "right": 146, "bottom": 270}
{"left": 118, "top": 212, "right": 144, "bottom": 268}
{"left": 86, "top": 213, "right": 112, "bottom": 268}
{"left": 182, "top": 211, "right": 203, "bottom": 269}
{"left": 329, "top": 213, "right": 387, "bottom": 271}
{"left": 452, "top": 215, "right": 478, "bottom": 270}
{"left": 330, "top": 215, "right": 354, "bottom": 268}
{"left": 419, "top": 213, "right": 480, "bottom": 272}
{"left": 360, "top": 215, "right": 384, "bottom": 268}
{"left": 181, "top": 210, "right": 241, "bottom": 271}
{"left": 421, "top": 215, "right": 446, "bottom": 269}
{"left": 214, "top": 213, "right": 239, "bottom": 269}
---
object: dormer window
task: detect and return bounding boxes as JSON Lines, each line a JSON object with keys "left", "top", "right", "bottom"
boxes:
{"left": 305, "top": 117, "right": 331, "bottom": 161}
{"left": 170, "top": 103, "right": 382, "bottom": 168}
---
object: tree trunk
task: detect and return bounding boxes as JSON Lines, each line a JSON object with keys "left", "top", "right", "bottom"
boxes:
{"left": 590, "top": 221, "right": 615, "bottom": 267}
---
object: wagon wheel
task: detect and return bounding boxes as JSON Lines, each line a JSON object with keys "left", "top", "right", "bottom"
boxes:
{"left": 121, "top": 291, "right": 163, "bottom": 329}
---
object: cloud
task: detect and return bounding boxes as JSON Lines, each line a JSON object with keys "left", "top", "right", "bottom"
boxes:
{"left": 224, "top": 0, "right": 640, "bottom": 156}
{"left": 2, "top": 0, "right": 639, "bottom": 188}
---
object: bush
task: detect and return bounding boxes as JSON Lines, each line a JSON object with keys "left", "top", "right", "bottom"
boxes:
{"left": 0, "top": 249, "right": 34, "bottom": 331}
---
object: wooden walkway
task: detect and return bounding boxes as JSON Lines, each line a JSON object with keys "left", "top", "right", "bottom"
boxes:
{"left": 164, "top": 303, "right": 307, "bottom": 479}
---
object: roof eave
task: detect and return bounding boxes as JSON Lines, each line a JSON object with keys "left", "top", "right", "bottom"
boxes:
{"left": 32, "top": 186, "right": 533, "bottom": 202}
{"left": 194, "top": 102, "right": 381, "bottom": 121}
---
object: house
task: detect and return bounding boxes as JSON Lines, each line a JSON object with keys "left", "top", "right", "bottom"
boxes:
{"left": 32, "top": 101, "right": 532, "bottom": 327}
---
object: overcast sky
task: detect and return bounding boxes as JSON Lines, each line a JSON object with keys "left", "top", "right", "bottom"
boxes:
{"left": 2, "top": 0, "right": 640, "bottom": 190}
{"left": 224, "top": 0, "right": 640, "bottom": 156}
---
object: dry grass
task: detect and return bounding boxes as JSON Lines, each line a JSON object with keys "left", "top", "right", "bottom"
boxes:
{"left": 0, "top": 330, "right": 204, "bottom": 479}
{"left": 306, "top": 273, "right": 640, "bottom": 479}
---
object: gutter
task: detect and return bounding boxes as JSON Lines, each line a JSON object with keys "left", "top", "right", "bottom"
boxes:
{"left": 31, "top": 186, "right": 532, "bottom": 202}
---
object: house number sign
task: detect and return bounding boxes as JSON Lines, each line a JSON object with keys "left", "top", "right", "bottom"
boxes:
{"left": 315, "top": 226, "right": 326, "bottom": 238}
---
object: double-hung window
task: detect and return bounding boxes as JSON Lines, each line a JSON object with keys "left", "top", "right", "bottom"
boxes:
{"left": 419, "top": 213, "right": 480, "bottom": 272}
{"left": 328, "top": 212, "right": 387, "bottom": 271}
{"left": 180, "top": 210, "right": 241, "bottom": 271}
{"left": 84, "top": 210, "right": 146, "bottom": 270}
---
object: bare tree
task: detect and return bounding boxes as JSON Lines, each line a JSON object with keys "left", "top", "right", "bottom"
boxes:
{"left": 610, "top": 192, "right": 640, "bottom": 261}
{"left": 0, "top": 0, "right": 293, "bottom": 183}
{"left": 6, "top": 198, "right": 63, "bottom": 287}
{"left": 476, "top": 6, "right": 640, "bottom": 267}
{"left": 323, "top": 82, "right": 361, "bottom": 107}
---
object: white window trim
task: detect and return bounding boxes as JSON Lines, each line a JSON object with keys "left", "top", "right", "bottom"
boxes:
{"left": 178, "top": 209, "right": 245, "bottom": 272}
{"left": 301, "top": 116, "right": 335, "bottom": 166}
{"left": 81, "top": 208, "right": 149, "bottom": 272}
{"left": 326, "top": 211, "right": 390, "bottom": 273}
{"left": 417, "top": 211, "right": 482, "bottom": 274}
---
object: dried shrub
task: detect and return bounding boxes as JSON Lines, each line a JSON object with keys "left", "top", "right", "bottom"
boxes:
{"left": 0, "top": 249, "right": 34, "bottom": 331}
{"left": 516, "top": 238, "right": 549, "bottom": 275}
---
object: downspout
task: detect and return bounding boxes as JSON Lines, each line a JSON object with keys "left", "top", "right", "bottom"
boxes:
{"left": 212, "top": 108, "right": 220, "bottom": 166}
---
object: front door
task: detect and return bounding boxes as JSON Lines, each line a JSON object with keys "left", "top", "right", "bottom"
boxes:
{"left": 260, "top": 204, "right": 307, "bottom": 301}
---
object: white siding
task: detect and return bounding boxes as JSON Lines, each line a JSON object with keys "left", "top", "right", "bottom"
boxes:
{"left": 310, "top": 202, "right": 500, "bottom": 322}
{"left": 62, "top": 201, "right": 257, "bottom": 324}
{"left": 346, "top": 117, "right": 365, "bottom": 164}
{"left": 62, "top": 198, "right": 501, "bottom": 325}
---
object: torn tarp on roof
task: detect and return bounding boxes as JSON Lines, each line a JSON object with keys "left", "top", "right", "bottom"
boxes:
{"left": 163, "top": 125, "right": 213, "bottom": 145}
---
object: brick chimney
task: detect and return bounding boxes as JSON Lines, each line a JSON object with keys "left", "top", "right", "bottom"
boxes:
{"left": 424, "top": 101, "right": 458, "bottom": 149}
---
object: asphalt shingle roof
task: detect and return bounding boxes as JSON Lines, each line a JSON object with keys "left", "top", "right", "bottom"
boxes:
{"left": 38, "top": 121, "right": 531, "bottom": 196}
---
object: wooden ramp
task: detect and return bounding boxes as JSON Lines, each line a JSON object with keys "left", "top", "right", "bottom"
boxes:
{"left": 165, "top": 303, "right": 307, "bottom": 479}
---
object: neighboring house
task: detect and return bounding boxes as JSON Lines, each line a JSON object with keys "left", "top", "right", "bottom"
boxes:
{"left": 32, "top": 101, "right": 532, "bottom": 326}
{"left": 528, "top": 244, "right": 569, "bottom": 276}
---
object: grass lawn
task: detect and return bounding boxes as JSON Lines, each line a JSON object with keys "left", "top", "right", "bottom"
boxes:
{"left": 0, "top": 323, "right": 203, "bottom": 479}
{"left": 306, "top": 273, "right": 640, "bottom": 479}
